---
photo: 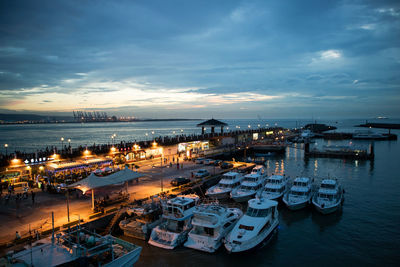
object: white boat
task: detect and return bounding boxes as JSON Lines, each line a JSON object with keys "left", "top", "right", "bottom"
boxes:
{"left": 312, "top": 179, "right": 344, "bottom": 214}
{"left": 260, "top": 174, "right": 290, "bottom": 201}
{"left": 230, "top": 172, "right": 266, "bottom": 202}
{"left": 184, "top": 204, "right": 243, "bottom": 253}
{"left": 6, "top": 228, "right": 142, "bottom": 267}
{"left": 249, "top": 165, "right": 267, "bottom": 177}
{"left": 224, "top": 198, "right": 279, "bottom": 253}
{"left": 205, "top": 172, "right": 244, "bottom": 199}
{"left": 282, "top": 177, "right": 313, "bottom": 210}
{"left": 119, "top": 203, "right": 163, "bottom": 240}
{"left": 148, "top": 195, "right": 200, "bottom": 249}
{"left": 353, "top": 130, "right": 386, "bottom": 139}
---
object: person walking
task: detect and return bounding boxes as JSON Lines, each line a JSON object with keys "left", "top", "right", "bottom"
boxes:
{"left": 31, "top": 191, "right": 35, "bottom": 205}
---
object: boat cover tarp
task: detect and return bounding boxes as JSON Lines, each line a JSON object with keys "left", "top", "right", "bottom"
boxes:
{"left": 69, "top": 167, "right": 145, "bottom": 192}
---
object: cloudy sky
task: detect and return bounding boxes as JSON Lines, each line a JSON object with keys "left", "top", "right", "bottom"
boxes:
{"left": 0, "top": 0, "right": 399, "bottom": 119}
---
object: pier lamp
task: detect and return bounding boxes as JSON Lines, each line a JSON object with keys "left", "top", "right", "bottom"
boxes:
{"left": 152, "top": 141, "right": 158, "bottom": 147}
{"left": 111, "top": 147, "right": 116, "bottom": 153}
{"left": 68, "top": 139, "right": 71, "bottom": 154}
{"left": 248, "top": 125, "right": 251, "bottom": 128}
{"left": 4, "top": 144, "right": 8, "bottom": 156}
{"left": 180, "top": 129, "right": 183, "bottom": 133}
{"left": 173, "top": 131, "right": 176, "bottom": 135}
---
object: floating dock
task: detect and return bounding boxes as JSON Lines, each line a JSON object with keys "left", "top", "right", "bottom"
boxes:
{"left": 304, "top": 143, "right": 374, "bottom": 160}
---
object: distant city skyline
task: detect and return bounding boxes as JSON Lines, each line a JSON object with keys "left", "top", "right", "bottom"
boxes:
{"left": 0, "top": 0, "right": 399, "bottom": 119}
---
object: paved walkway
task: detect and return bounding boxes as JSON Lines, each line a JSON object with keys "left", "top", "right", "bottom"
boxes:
{"left": 0, "top": 157, "right": 222, "bottom": 244}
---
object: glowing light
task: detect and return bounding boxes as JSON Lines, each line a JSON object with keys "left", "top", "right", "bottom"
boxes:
{"left": 61, "top": 137, "right": 64, "bottom": 141}
{"left": 11, "top": 158, "right": 20, "bottom": 165}
{"left": 39, "top": 166, "right": 44, "bottom": 170}
{"left": 111, "top": 147, "right": 116, "bottom": 152}
{"left": 152, "top": 141, "right": 158, "bottom": 147}
{"left": 84, "top": 149, "right": 90, "bottom": 156}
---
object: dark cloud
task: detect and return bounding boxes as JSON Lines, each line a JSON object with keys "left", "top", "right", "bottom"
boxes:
{"left": 0, "top": 0, "right": 399, "bottom": 118}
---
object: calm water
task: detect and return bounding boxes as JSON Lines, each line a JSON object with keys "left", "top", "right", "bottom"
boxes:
{"left": 1, "top": 118, "right": 399, "bottom": 266}
{"left": 127, "top": 135, "right": 400, "bottom": 267}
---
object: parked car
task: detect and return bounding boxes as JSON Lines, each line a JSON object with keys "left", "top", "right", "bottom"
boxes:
{"left": 170, "top": 177, "right": 191, "bottom": 186}
{"left": 195, "top": 158, "right": 205, "bottom": 164}
{"left": 220, "top": 162, "right": 234, "bottom": 169}
{"left": 194, "top": 169, "right": 210, "bottom": 178}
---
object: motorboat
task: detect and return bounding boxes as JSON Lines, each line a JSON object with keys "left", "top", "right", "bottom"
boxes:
{"left": 312, "top": 179, "right": 344, "bottom": 214}
{"left": 6, "top": 228, "right": 142, "bottom": 267}
{"left": 119, "top": 202, "right": 163, "bottom": 240}
{"left": 260, "top": 174, "right": 290, "bottom": 201}
{"left": 184, "top": 204, "right": 243, "bottom": 253}
{"left": 148, "top": 195, "right": 200, "bottom": 249}
{"left": 224, "top": 198, "right": 279, "bottom": 253}
{"left": 353, "top": 130, "right": 386, "bottom": 140}
{"left": 249, "top": 165, "right": 267, "bottom": 177}
{"left": 283, "top": 177, "right": 313, "bottom": 210}
{"left": 205, "top": 172, "right": 244, "bottom": 199}
{"left": 230, "top": 172, "right": 266, "bottom": 203}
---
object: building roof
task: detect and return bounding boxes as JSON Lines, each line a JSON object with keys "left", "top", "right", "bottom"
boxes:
{"left": 197, "top": 118, "right": 228, "bottom": 127}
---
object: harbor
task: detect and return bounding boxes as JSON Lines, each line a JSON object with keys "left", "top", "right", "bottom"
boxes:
{"left": 0, "top": 119, "right": 399, "bottom": 266}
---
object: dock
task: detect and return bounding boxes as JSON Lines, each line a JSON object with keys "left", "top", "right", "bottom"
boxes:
{"left": 304, "top": 143, "right": 374, "bottom": 160}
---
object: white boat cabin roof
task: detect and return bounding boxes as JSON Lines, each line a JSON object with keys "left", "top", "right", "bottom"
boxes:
{"left": 167, "top": 195, "right": 199, "bottom": 206}
{"left": 248, "top": 198, "right": 277, "bottom": 209}
{"left": 294, "top": 177, "right": 310, "bottom": 183}
{"left": 268, "top": 175, "right": 284, "bottom": 181}
{"left": 223, "top": 172, "right": 241, "bottom": 178}
{"left": 251, "top": 165, "right": 265, "bottom": 173}
{"left": 244, "top": 173, "right": 261, "bottom": 180}
{"left": 321, "top": 179, "right": 337, "bottom": 185}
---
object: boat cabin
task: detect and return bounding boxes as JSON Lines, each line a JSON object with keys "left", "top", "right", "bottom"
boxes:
{"left": 245, "top": 198, "right": 278, "bottom": 218}
{"left": 250, "top": 165, "right": 265, "bottom": 176}
{"left": 293, "top": 177, "right": 311, "bottom": 187}
{"left": 163, "top": 196, "right": 199, "bottom": 219}
{"left": 266, "top": 175, "right": 285, "bottom": 184}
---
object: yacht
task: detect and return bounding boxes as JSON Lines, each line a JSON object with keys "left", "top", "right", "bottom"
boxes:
{"left": 312, "top": 179, "right": 344, "bottom": 214}
{"left": 205, "top": 172, "right": 244, "bottom": 199}
{"left": 119, "top": 202, "right": 163, "bottom": 240}
{"left": 6, "top": 228, "right": 142, "bottom": 267}
{"left": 224, "top": 198, "right": 279, "bottom": 253}
{"left": 148, "top": 195, "right": 199, "bottom": 249}
{"left": 249, "top": 165, "right": 267, "bottom": 177}
{"left": 184, "top": 204, "right": 243, "bottom": 253}
{"left": 230, "top": 172, "right": 266, "bottom": 202}
{"left": 283, "top": 177, "right": 313, "bottom": 210}
{"left": 260, "top": 174, "right": 290, "bottom": 201}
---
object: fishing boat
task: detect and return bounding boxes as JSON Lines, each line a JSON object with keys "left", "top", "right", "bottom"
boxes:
{"left": 224, "top": 198, "right": 279, "bottom": 253}
{"left": 312, "top": 179, "right": 344, "bottom": 214}
{"left": 282, "top": 177, "right": 313, "bottom": 210}
{"left": 5, "top": 228, "right": 142, "bottom": 267}
{"left": 148, "top": 195, "right": 200, "bottom": 249}
{"left": 184, "top": 203, "right": 243, "bottom": 253}
{"left": 119, "top": 202, "right": 163, "bottom": 240}
{"left": 205, "top": 172, "right": 244, "bottom": 199}
{"left": 260, "top": 174, "right": 290, "bottom": 201}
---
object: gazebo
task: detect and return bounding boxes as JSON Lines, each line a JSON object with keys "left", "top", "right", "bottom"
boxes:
{"left": 197, "top": 119, "right": 228, "bottom": 134}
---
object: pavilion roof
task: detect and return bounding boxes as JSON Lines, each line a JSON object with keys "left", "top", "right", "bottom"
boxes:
{"left": 197, "top": 118, "right": 228, "bottom": 127}
{"left": 69, "top": 166, "right": 145, "bottom": 192}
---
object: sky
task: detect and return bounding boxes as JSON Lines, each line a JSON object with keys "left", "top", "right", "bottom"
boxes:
{"left": 0, "top": 0, "right": 399, "bottom": 119}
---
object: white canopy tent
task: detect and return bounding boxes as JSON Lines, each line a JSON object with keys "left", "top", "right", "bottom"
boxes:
{"left": 69, "top": 166, "right": 145, "bottom": 210}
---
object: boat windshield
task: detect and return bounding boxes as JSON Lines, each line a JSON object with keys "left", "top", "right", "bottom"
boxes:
{"left": 219, "top": 183, "right": 235, "bottom": 188}
{"left": 245, "top": 177, "right": 258, "bottom": 182}
{"left": 290, "top": 190, "right": 307, "bottom": 196}
{"left": 321, "top": 183, "right": 336, "bottom": 189}
{"left": 246, "top": 207, "right": 270, "bottom": 217}
{"left": 265, "top": 188, "right": 278, "bottom": 193}
{"left": 294, "top": 181, "right": 308, "bottom": 187}
{"left": 267, "top": 179, "right": 280, "bottom": 184}
{"left": 240, "top": 185, "right": 256, "bottom": 191}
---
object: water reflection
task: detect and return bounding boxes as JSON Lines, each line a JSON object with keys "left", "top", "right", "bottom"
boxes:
{"left": 311, "top": 208, "right": 343, "bottom": 233}
{"left": 279, "top": 207, "right": 312, "bottom": 226}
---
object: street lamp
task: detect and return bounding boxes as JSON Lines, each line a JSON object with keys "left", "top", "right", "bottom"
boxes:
{"left": 61, "top": 137, "right": 64, "bottom": 153}
{"left": 4, "top": 144, "right": 8, "bottom": 156}
{"left": 68, "top": 139, "right": 71, "bottom": 154}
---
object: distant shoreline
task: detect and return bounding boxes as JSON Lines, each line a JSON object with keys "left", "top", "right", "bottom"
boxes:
{"left": 0, "top": 118, "right": 202, "bottom": 125}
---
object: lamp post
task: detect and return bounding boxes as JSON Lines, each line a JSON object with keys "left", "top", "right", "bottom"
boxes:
{"left": 61, "top": 137, "right": 64, "bottom": 154}
{"left": 4, "top": 144, "right": 8, "bottom": 156}
{"left": 68, "top": 139, "right": 71, "bottom": 154}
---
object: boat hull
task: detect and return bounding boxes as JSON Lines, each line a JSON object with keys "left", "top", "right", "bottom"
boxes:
{"left": 283, "top": 197, "right": 310, "bottom": 210}
{"left": 148, "top": 229, "right": 189, "bottom": 249}
{"left": 312, "top": 199, "right": 342, "bottom": 214}
{"left": 231, "top": 192, "right": 255, "bottom": 203}
{"left": 225, "top": 223, "right": 278, "bottom": 253}
{"left": 184, "top": 235, "right": 221, "bottom": 253}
